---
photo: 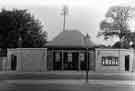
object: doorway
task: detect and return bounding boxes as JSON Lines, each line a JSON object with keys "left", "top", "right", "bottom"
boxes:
{"left": 80, "top": 53, "right": 89, "bottom": 70}
{"left": 53, "top": 52, "right": 62, "bottom": 70}
{"left": 125, "top": 55, "right": 129, "bottom": 71}
{"left": 11, "top": 55, "right": 17, "bottom": 71}
{"left": 72, "top": 52, "right": 79, "bottom": 70}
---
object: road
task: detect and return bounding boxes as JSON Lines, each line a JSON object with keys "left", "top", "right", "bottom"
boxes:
{"left": 0, "top": 71, "right": 134, "bottom": 80}
{"left": 0, "top": 71, "right": 134, "bottom": 91}
{"left": 0, "top": 80, "right": 134, "bottom": 91}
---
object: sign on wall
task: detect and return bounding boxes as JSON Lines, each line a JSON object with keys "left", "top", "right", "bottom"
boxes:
{"left": 102, "top": 56, "right": 119, "bottom": 66}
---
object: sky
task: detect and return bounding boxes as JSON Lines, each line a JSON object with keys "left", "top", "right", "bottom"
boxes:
{"left": 0, "top": 0, "right": 134, "bottom": 45}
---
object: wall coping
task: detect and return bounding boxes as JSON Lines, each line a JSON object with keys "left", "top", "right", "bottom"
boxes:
{"left": 95, "top": 48, "right": 134, "bottom": 51}
{"left": 8, "top": 48, "right": 47, "bottom": 51}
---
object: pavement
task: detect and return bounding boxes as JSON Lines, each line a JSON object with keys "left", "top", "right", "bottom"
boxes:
{"left": 0, "top": 79, "right": 134, "bottom": 91}
{"left": 0, "top": 71, "right": 135, "bottom": 75}
{"left": 3, "top": 79, "right": 135, "bottom": 86}
{"left": 0, "top": 71, "right": 135, "bottom": 76}
{"left": 0, "top": 71, "right": 134, "bottom": 86}
{"left": 0, "top": 71, "right": 134, "bottom": 80}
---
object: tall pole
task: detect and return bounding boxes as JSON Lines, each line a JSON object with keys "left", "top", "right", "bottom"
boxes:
{"left": 61, "top": 5, "right": 68, "bottom": 31}
{"left": 86, "top": 48, "right": 89, "bottom": 83}
{"left": 18, "top": 27, "right": 23, "bottom": 48}
{"left": 18, "top": 27, "right": 23, "bottom": 71}
{"left": 84, "top": 34, "right": 90, "bottom": 83}
{"left": 18, "top": 36, "right": 22, "bottom": 48}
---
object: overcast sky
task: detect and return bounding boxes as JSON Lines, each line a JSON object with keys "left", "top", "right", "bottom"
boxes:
{"left": 0, "top": 0, "right": 134, "bottom": 45}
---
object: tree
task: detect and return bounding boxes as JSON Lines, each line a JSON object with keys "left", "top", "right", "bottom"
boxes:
{"left": 97, "top": 6, "right": 135, "bottom": 48}
{"left": 0, "top": 8, "right": 47, "bottom": 48}
{"left": 112, "top": 41, "right": 130, "bottom": 49}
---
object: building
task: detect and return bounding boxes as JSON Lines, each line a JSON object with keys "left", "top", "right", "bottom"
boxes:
{"left": 45, "top": 30, "right": 95, "bottom": 71}
{"left": 5, "top": 30, "right": 135, "bottom": 72}
{"left": 95, "top": 48, "right": 135, "bottom": 72}
{"left": 6, "top": 30, "right": 95, "bottom": 72}
{"left": 7, "top": 48, "right": 47, "bottom": 72}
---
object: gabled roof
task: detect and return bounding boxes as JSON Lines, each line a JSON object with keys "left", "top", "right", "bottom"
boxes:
{"left": 45, "top": 30, "right": 95, "bottom": 48}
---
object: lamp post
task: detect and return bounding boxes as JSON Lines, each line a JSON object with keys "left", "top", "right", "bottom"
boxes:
{"left": 18, "top": 36, "right": 22, "bottom": 48}
{"left": 18, "top": 24, "right": 23, "bottom": 71}
{"left": 86, "top": 47, "right": 89, "bottom": 83}
{"left": 129, "top": 41, "right": 134, "bottom": 72}
{"left": 129, "top": 41, "right": 133, "bottom": 48}
{"left": 84, "top": 34, "right": 90, "bottom": 83}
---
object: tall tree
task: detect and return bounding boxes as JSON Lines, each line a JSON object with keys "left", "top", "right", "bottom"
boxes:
{"left": 97, "top": 6, "right": 135, "bottom": 48}
{"left": 0, "top": 8, "right": 47, "bottom": 48}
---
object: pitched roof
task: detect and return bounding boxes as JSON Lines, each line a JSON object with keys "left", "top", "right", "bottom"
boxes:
{"left": 45, "top": 30, "right": 95, "bottom": 48}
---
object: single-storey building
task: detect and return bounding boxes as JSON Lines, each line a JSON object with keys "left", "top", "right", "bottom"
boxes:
{"left": 95, "top": 48, "right": 135, "bottom": 72}
{"left": 45, "top": 30, "right": 95, "bottom": 71}
{"left": 7, "top": 48, "right": 47, "bottom": 72}
{"left": 6, "top": 30, "right": 96, "bottom": 72}
{"left": 4, "top": 30, "right": 135, "bottom": 72}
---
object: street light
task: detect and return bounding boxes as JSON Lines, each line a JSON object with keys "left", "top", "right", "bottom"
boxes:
{"left": 130, "top": 41, "right": 133, "bottom": 46}
{"left": 84, "top": 34, "right": 89, "bottom": 83}
{"left": 86, "top": 47, "right": 89, "bottom": 83}
{"left": 18, "top": 36, "right": 22, "bottom": 48}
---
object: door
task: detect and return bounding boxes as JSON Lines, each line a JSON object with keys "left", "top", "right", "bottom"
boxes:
{"left": 80, "top": 52, "right": 89, "bottom": 70}
{"left": 11, "top": 55, "right": 17, "bottom": 71}
{"left": 72, "top": 52, "right": 79, "bottom": 70}
{"left": 125, "top": 55, "right": 129, "bottom": 71}
{"left": 53, "top": 52, "right": 62, "bottom": 70}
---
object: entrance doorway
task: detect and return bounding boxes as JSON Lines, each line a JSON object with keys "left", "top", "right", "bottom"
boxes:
{"left": 11, "top": 55, "right": 17, "bottom": 71}
{"left": 125, "top": 55, "right": 129, "bottom": 71}
{"left": 63, "top": 52, "right": 79, "bottom": 70}
{"left": 72, "top": 52, "right": 79, "bottom": 70}
{"left": 80, "top": 53, "right": 89, "bottom": 70}
{"left": 53, "top": 52, "right": 62, "bottom": 70}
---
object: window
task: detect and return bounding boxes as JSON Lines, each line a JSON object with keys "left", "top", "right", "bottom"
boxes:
{"left": 102, "top": 56, "right": 119, "bottom": 66}
{"left": 55, "top": 52, "right": 60, "bottom": 62}
{"left": 68, "top": 53, "right": 72, "bottom": 62}
{"left": 11, "top": 54, "right": 17, "bottom": 70}
{"left": 79, "top": 53, "right": 85, "bottom": 61}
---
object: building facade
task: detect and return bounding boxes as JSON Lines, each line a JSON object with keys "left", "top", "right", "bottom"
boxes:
{"left": 45, "top": 30, "right": 95, "bottom": 71}
{"left": 96, "top": 48, "right": 135, "bottom": 72}
{"left": 4, "top": 30, "right": 135, "bottom": 72}
{"left": 6, "top": 48, "right": 135, "bottom": 72}
{"left": 47, "top": 48, "right": 95, "bottom": 71}
{"left": 7, "top": 48, "right": 47, "bottom": 72}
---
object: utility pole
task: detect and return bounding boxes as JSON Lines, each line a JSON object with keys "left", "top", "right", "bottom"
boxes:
{"left": 61, "top": 5, "right": 69, "bottom": 31}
